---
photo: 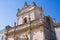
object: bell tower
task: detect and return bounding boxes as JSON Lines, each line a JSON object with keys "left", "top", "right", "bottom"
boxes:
{"left": 16, "top": 2, "right": 45, "bottom": 40}
{"left": 16, "top": 2, "right": 44, "bottom": 25}
{"left": 16, "top": 2, "right": 57, "bottom": 40}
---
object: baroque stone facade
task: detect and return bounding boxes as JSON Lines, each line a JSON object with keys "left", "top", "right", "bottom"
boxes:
{"left": 5, "top": 2, "right": 57, "bottom": 40}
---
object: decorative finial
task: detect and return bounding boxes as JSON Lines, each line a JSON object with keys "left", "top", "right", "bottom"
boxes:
{"left": 18, "top": 8, "right": 20, "bottom": 11}
{"left": 5, "top": 25, "right": 10, "bottom": 31}
{"left": 17, "top": 8, "right": 20, "bottom": 13}
{"left": 32, "top": 2, "right": 36, "bottom": 6}
{"left": 14, "top": 22, "right": 16, "bottom": 26}
{"left": 24, "top": 2, "right": 28, "bottom": 7}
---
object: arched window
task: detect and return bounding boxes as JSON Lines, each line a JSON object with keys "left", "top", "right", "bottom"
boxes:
{"left": 24, "top": 17, "right": 27, "bottom": 23}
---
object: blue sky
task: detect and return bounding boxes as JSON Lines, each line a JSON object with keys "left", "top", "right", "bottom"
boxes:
{"left": 0, "top": 0, "right": 60, "bottom": 30}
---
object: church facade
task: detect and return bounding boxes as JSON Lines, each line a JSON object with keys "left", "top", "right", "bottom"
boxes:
{"left": 5, "top": 2, "right": 57, "bottom": 40}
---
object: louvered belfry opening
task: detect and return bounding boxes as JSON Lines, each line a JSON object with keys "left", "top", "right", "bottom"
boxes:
{"left": 24, "top": 17, "right": 27, "bottom": 23}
